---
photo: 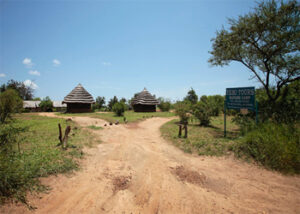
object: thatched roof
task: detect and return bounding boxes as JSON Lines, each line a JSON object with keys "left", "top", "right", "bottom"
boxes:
{"left": 63, "top": 84, "right": 95, "bottom": 104}
{"left": 23, "top": 101, "right": 41, "bottom": 108}
{"left": 131, "top": 88, "right": 159, "bottom": 106}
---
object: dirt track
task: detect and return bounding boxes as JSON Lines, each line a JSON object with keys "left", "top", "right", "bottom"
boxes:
{"left": 2, "top": 113, "right": 300, "bottom": 214}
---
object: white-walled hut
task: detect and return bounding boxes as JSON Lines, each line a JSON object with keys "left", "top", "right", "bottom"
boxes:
{"left": 131, "top": 88, "right": 159, "bottom": 112}
{"left": 63, "top": 84, "right": 95, "bottom": 113}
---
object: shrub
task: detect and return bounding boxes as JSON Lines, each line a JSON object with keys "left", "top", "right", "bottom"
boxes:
{"left": 158, "top": 98, "right": 171, "bottom": 112}
{"left": 234, "top": 122, "right": 300, "bottom": 174}
{"left": 192, "top": 101, "right": 212, "bottom": 126}
{"left": 174, "top": 101, "right": 191, "bottom": 124}
{"left": 39, "top": 96, "right": 53, "bottom": 112}
{"left": 112, "top": 102, "right": 126, "bottom": 116}
{"left": 0, "top": 89, "right": 23, "bottom": 123}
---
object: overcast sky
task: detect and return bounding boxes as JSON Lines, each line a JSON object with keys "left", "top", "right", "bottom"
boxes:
{"left": 0, "top": 0, "right": 261, "bottom": 101}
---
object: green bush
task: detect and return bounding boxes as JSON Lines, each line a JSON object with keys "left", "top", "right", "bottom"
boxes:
{"left": 193, "top": 101, "right": 212, "bottom": 126}
{"left": 0, "top": 89, "right": 23, "bottom": 123}
{"left": 112, "top": 102, "right": 126, "bottom": 116}
{"left": 235, "top": 122, "right": 300, "bottom": 174}
{"left": 174, "top": 101, "right": 191, "bottom": 124}
{"left": 39, "top": 96, "right": 53, "bottom": 112}
{"left": 158, "top": 98, "right": 171, "bottom": 112}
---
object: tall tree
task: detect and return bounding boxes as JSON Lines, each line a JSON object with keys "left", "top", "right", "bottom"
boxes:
{"left": 209, "top": 0, "right": 299, "bottom": 104}
{"left": 184, "top": 88, "right": 198, "bottom": 104}
{"left": 108, "top": 96, "right": 118, "bottom": 110}
{"left": 95, "top": 96, "right": 106, "bottom": 109}
{"left": 4, "top": 79, "right": 34, "bottom": 100}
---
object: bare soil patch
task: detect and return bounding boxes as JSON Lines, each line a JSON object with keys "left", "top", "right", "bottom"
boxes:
{"left": 170, "top": 165, "right": 206, "bottom": 186}
{"left": 1, "top": 114, "right": 299, "bottom": 214}
{"left": 112, "top": 175, "right": 132, "bottom": 193}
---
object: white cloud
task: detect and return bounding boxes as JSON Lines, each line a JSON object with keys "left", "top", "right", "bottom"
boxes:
{"left": 29, "top": 70, "right": 40, "bottom": 76}
{"left": 53, "top": 59, "right": 61, "bottom": 66}
{"left": 0, "top": 73, "right": 6, "bottom": 77}
{"left": 23, "top": 58, "right": 34, "bottom": 68}
{"left": 102, "top": 62, "right": 111, "bottom": 66}
{"left": 23, "top": 80, "right": 38, "bottom": 89}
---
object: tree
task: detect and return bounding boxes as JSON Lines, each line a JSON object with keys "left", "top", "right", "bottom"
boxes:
{"left": 0, "top": 89, "right": 23, "bottom": 123}
{"left": 39, "top": 96, "right": 53, "bottom": 112}
{"left": 193, "top": 101, "right": 212, "bottom": 126}
{"left": 5, "top": 79, "right": 34, "bottom": 100}
{"left": 112, "top": 102, "right": 126, "bottom": 116}
{"left": 95, "top": 96, "right": 106, "bottom": 109}
{"left": 209, "top": 0, "right": 300, "bottom": 104}
{"left": 108, "top": 96, "right": 118, "bottom": 111}
{"left": 184, "top": 88, "right": 198, "bottom": 104}
{"left": 174, "top": 101, "right": 192, "bottom": 124}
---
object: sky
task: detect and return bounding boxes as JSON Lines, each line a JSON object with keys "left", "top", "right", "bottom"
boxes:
{"left": 0, "top": 0, "right": 261, "bottom": 102}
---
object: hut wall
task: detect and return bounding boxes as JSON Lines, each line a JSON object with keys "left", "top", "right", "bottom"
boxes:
{"left": 133, "top": 104, "right": 156, "bottom": 112}
{"left": 66, "top": 103, "right": 92, "bottom": 113}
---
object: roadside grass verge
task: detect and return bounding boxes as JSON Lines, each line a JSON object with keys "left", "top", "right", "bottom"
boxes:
{"left": 160, "top": 115, "right": 239, "bottom": 156}
{"left": 56, "top": 111, "right": 175, "bottom": 124}
{"left": 0, "top": 114, "right": 98, "bottom": 206}
{"left": 87, "top": 125, "right": 103, "bottom": 130}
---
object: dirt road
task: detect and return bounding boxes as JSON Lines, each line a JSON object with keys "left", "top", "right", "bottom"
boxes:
{"left": 2, "top": 114, "right": 300, "bottom": 213}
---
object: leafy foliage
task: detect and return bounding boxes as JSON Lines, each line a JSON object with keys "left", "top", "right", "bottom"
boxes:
{"left": 174, "top": 101, "right": 191, "bottom": 124}
{"left": 1, "top": 79, "right": 34, "bottom": 100}
{"left": 39, "top": 96, "right": 53, "bottom": 112}
{"left": 209, "top": 0, "right": 300, "bottom": 103}
{"left": 234, "top": 122, "right": 300, "bottom": 174}
{"left": 112, "top": 102, "right": 126, "bottom": 116}
{"left": 94, "top": 96, "right": 106, "bottom": 110}
{"left": 184, "top": 88, "right": 198, "bottom": 104}
{"left": 0, "top": 89, "right": 23, "bottom": 123}
{"left": 158, "top": 97, "right": 171, "bottom": 112}
{"left": 108, "top": 96, "right": 118, "bottom": 111}
{"left": 192, "top": 101, "right": 212, "bottom": 126}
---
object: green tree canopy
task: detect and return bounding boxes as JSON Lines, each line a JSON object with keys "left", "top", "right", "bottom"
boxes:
{"left": 39, "top": 96, "right": 53, "bottom": 112}
{"left": 209, "top": 0, "right": 300, "bottom": 103}
{"left": 0, "top": 89, "right": 23, "bottom": 123}
{"left": 184, "top": 88, "right": 198, "bottom": 104}
{"left": 95, "top": 96, "right": 106, "bottom": 109}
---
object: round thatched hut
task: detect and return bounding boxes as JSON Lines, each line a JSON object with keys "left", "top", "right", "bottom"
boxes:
{"left": 63, "top": 84, "right": 95, "bottom": 113}
{"left": 131, "top": 88, "right": 159, "bottom": 112}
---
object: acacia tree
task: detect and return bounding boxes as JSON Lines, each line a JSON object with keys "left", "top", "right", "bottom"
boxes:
{"left": 209, "top": 0, "right": 299, "bottom": 104}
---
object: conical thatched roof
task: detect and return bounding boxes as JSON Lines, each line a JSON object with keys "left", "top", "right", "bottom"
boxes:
{"left": 63, "top": 84, "right": 95, "bottom": 104}
{"left": 131, "top": 88, "right": 159, "bottom": 105}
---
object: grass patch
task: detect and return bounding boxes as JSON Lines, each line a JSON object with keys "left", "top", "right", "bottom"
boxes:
{"left": 160, "top": 115, "right": 239, "bottom": 156}
{"left": 56, "top": 111, "right": 175, "bottom": 124}
{"left": 87, "top": 125, "right": 103, "bottom": 130}
{"left": 234, "top": 122, "right": 300, "bottom": 174}
{"left": 0, "top": 114, "right": 98, "bottom": 205}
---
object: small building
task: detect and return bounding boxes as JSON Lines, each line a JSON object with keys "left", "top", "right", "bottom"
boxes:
{"left": 63, "top": 84, "right": 95, "bottom": 113}
{"left": 131, "top": 88, "right": 159, "bottom": 112}
{"left": 53, "top": 101, "right": 67, "bottom": 112}
{"left": 23, "top": 101, "right": 41, "bottom": 112}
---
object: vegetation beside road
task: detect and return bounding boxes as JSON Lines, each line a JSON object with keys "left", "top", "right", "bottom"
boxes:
{"left": 0, "top": 114, "right": 98, "bottom": 206}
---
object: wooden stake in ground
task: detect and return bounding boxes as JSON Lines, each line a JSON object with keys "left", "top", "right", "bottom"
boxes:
{"left": 184, "top": 124, "right": 188, "bottom": 138}
{"left": 58, "top": 123, "right": 71, "bottom": 150}
{"left": 178, "top": 124, "right": 182, "bottom": 137}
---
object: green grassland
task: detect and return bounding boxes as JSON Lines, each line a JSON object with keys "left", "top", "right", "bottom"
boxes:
{"left": 0, "top": 114, "right": 99, "bottom": 205}
{"left": 56, "top": 111, "right": 175, "bottom": 124}
{"left": 160, "top": 115, "right": 239, "bottom": 156}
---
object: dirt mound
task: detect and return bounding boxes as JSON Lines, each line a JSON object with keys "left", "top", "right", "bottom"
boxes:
{"left": 112, "top": 175, "right": 132, "bottom": 193}
{"left": 171, "top": 165, "right": 206, "bottom": 186}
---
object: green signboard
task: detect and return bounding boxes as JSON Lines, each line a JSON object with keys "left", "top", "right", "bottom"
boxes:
{"left": 226, "top": 87, "right": 255, "bottom": 110}
{"left": 224, "top": 87, "right": 257, "bottom": 137}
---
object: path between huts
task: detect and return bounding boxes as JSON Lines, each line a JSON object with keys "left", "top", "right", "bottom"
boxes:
{"left": 2, "top": 113, "right": 300, "bottom": 214}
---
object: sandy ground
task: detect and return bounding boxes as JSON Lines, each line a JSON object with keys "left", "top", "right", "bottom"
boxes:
{"left": 1, "top": 113, "right": 299, "bottom": 214}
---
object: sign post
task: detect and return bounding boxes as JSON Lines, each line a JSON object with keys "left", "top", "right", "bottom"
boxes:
{"left": 224, "top": 87, "right": 256, "bottom": 137}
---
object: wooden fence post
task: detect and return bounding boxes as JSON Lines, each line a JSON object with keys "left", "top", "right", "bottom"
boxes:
{"left": 178, "top": 124, "right": 182, "bottom": 137}
{"left": 184, "top": 124, "right": 188, "bottom": 138}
